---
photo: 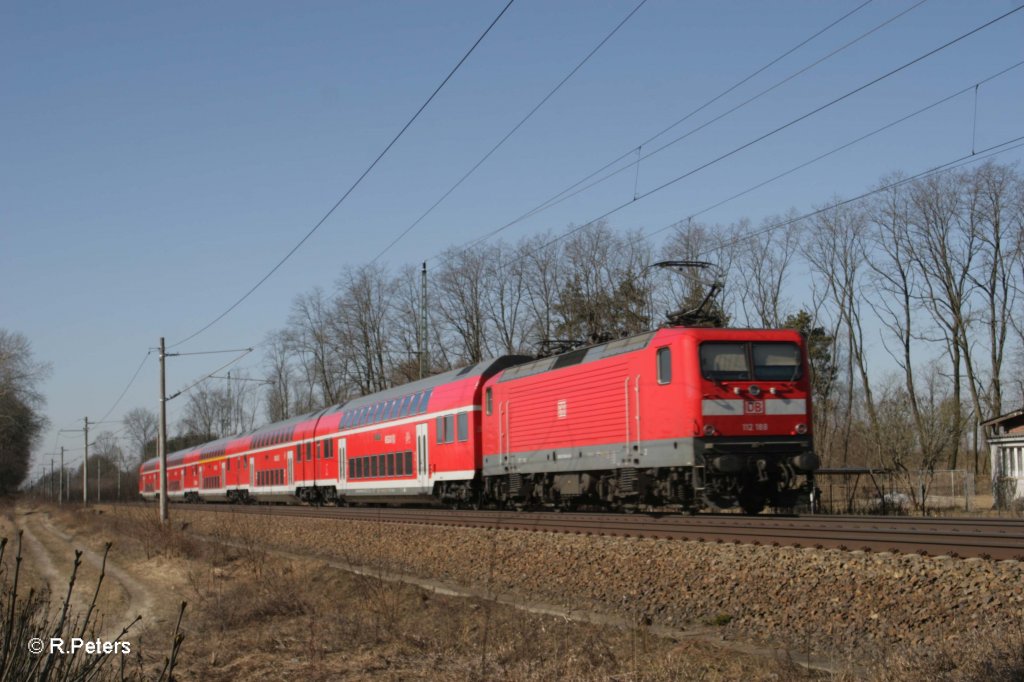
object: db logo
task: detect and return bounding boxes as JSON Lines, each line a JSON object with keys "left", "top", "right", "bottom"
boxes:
{"left": 744, "top": 400, "right": 764, "bottom": 415}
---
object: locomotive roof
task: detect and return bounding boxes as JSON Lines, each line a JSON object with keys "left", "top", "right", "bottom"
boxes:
{"left": 499, "top": 331, "right": 657, "bottom": 382}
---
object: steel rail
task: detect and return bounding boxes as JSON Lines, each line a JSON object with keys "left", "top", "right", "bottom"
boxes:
{"left": 132, "top": 503, "right": 1024, "bottom": 561}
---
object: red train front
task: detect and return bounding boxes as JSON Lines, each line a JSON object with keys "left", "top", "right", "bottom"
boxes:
{"left": 479, "top": 326, "right": 818, "bottom": 513}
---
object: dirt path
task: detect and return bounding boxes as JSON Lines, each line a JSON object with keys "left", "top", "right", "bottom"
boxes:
{"left": 14, "top": 505, "right": 172, "bottom": 641}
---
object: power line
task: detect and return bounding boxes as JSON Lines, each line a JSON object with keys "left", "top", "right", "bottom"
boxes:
{"left": 691, "top": 135, "right": 1024, "bottom": 262}
{"left": 96, "top": 350, "right": 153, "bottom": 424}
{"left": 660, "top": 60, "right": 1024, "bottom": 234}
{"left": 168, "top": 0, "right": 516, "bottom": 350}
{"left": 448, "top": 0, "right": 902, "bottom": 256}
{"left": 368, "top": 0, "right": 649, "bottom": 265}
{"left": 167, "top": 349, "right": 254, "bottom": 401}
{"left": 460, "top": 4, "right": 1024, "bottom": 263}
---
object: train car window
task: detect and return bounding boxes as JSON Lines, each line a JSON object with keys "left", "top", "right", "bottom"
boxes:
{"left": 444, "top": 415, "right": 455, "bottom": 444}
{"left": 226, "top": 459, "right": 231, "bottom": 471}
{"left": 419, "top": 388, "right": 433, "bottom": 414}
{"left": 656, "top": 347, "right": 672, "bottom": 384}
{"left": 436, "top": 417, "right": 444, "bottom": 444}
{"left": 325, "top": 440, "right": 333, "bottom": 459}
{"left": 399, "top": 395, "right": 412, "bottom": 417}
{"left": 378, "top": 454, "right": 386, "bottom": 477}
{"left": 405, "top": 451, "right": 413, "bottom": 476}
{"left": 370, "top": 456, "right": 378, "bottom": 478}
{"left": 356, "top": 458, "right": 363, "bottom": 479}
{"left": 486, "top": 388, "right": 492, "bottom": 415}
{"left": 387, "top": 453, "right": 395, "bottom": 477}
{"left": 348, "top": 459, "right": 354, "bottom": 479}
{"left": 409, "top": 392, "right": 421, "bottom": 415}
{"left": 388, "top": 399, "right": 399, "bottom": 419}
{"left": 457, "top": 412, "right": 469, "bottom": 442}
{"left": 699, "top": 343, "right": 750, "bottom": 381}
{"left": 395, "top": 452, "right": 404, "bottom": 476}
{"left": 373, "top": 402, "right": 385, "bottom": 423}
{"left": 752, "top": 343, "right": 803, "bottom": 381}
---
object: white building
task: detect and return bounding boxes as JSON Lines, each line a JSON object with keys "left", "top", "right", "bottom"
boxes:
{"left": 981, "top": 409, "right": 1024, "bottom": 505}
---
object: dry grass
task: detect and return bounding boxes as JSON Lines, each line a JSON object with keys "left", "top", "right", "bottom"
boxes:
{"left": 59, "top": 504, "right": 1024, "bottom": 681}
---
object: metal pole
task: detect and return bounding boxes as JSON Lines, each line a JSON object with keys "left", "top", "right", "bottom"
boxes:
{"left": 420, "top": 261, "right": 428, "bottom": 379}
{"left": 50, "top": 458, "right": 54, "bottom": 500}
{"left": 159, "top": 337, "right": 169, "bottom": 524}
{"left": 59, "top": 446, "right": 64, "bottom": 505}
{"left": 96, "top": 457, "right": 101, "bottom": 502}
{"left": 83, "top": 417, "right": 89, "bottom": 504}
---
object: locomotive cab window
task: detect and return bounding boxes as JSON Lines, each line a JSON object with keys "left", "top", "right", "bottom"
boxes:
{"left": 656, "top": 347, "right": 671, "bottom": 384}
{"left": 700, "top": 342, "right": 803, "bottom": 382}
{"left": 700, "top": 343, "right": 750, "bottom": 381}
{"left": 486, "top": 388, "right": 493, "bottom": 415}
{"left": 457, "top": 412, "right": 469, "bottom": 442}
{"left": 752, "top": 343, "right": 802, "bottom": 381}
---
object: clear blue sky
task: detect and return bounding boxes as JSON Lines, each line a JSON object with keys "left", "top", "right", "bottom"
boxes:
{"left": 2, "top": 1, "right": 1021, "bottom": 477}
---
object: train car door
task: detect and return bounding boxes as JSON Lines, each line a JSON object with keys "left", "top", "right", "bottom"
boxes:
{"left": 287, "top": 450, "right": 294, "bottom": 487}
{"left": 416, "top": 423, "right": 429, "bottom": 491}
{"left": 249, "top": 458, "right": 255, "bottom": 492}
{"left": 337, "top": 438, "right": 346, "bottom": 491}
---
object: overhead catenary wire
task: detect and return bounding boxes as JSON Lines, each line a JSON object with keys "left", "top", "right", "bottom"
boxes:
{"left": 368, "top": 0, "right": 649, "bottom": 266}
{"left": 689, "top": 135, "right": 1024, "bottom": 264}
{"left": 448, "top": 4, "right": 1024, "bottom": 266}
{"left": 451, "top": 0, "right": 914, "bottom": 256}
{"left": 167, "top": 0, "right": 516, "bottom": 350}
{"left": 661, "top": 61, "right": 1024, "bottom": 234}
{"left": 167, "top": 349, "right": 254, "bottom": 401}
{"left": 96, "top": 350, "right": 153, "bottom": 425}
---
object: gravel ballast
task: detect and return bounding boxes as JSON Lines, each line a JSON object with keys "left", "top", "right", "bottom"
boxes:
{"left": 175, "top": 509, "right": 1024, "bottom": 658}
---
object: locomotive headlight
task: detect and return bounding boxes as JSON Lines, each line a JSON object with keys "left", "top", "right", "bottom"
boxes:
{"left": 748, "top": 384, "right": 761, "bottom": 396}
{"left": 703, "top": 424, "right": 716, "bottom": 437}
{"left": 794, "top": 423, "right": 808, "bottom": 435}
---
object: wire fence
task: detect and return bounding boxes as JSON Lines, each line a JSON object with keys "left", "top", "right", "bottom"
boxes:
{"left": 814, "top": 468, "right": 978, "bottom": 515}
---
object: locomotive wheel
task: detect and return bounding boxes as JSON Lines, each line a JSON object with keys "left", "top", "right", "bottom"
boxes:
{"left": 738, "top": 490, "right": 766, "bottom": 515}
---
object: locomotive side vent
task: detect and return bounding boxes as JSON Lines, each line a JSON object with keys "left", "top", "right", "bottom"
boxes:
{"left": 618, "top": 467, "right": 638, "bottom": 494}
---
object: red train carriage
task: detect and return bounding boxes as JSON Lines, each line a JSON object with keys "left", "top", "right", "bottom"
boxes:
{"left": 317, "top": 356, "right": 529, "bottom": 506}
{"left": 139, "top": 356, "right": 528, "bottom": 507}
{"left": 479, "top": 327, "right": 818, "bottom": 513}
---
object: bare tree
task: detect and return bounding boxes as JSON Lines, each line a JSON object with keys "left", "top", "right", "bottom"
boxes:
{"left": 178, "top": 380, "right": 228, "bottom": 439}
{"left": 733, "top": 213, "right": 800, "bottom": 328}
{"left": 520, "top": 231, "right": 565, "bottom": 352}
{"left": 287, "top": 287, "right": 346, "bottom": 408}
{"left": 436, "top": 245, "right": 492, "bottom": 363}
{"left": 907, "top": 172, "right": 978, "bottom": 470}
{"left": 802, "top": 199, "right": 876, "bottom": 466}
{"left": 263, "top": 329, "right": 297, "bottom": 422}
{"left": 334, "top": 264, "right": 395, "bottom": 395}
{"left": 555, "top": 221, "right": 652, "bottom": 342}
{"left": 963, "top": 162, "right": 1022, "bottom": 421}
{"left": 485, "top": 241, "right": 531, "bottom": 355}
{"left": 122, "top": 407, "right": 158, "bottom": 466}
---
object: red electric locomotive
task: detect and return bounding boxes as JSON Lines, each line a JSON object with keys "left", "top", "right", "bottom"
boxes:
{"left": 141, "top": 327, "right": 818, "bottom": 513}
{"left": 478, "top": 326, "right": 818, "bottom": 514}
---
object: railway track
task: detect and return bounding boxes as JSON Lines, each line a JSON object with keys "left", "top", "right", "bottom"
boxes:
{"left": 142, "top": 503, "right": 1024, "bottom": 561}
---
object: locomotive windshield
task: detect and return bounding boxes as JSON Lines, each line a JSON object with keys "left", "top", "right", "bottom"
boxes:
{"left": 700, "top": 342, "right": 802, "bottom": 381}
